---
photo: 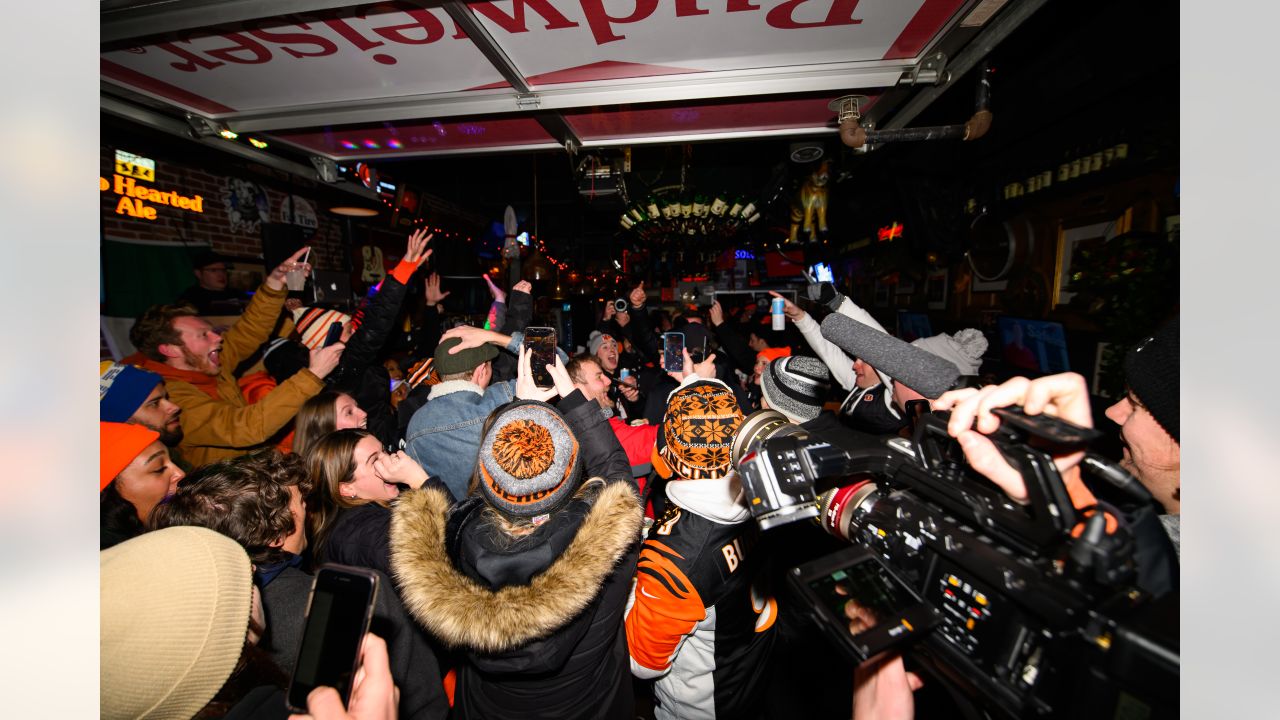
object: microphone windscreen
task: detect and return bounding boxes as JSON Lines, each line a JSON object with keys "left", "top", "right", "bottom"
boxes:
{"left": 819, "top": 314, "right": 961, "bottom": 398}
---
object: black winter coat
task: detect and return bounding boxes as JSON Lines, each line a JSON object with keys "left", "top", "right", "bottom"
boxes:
{"left": 389, "top": 390, "right": 642, "bottom": 719}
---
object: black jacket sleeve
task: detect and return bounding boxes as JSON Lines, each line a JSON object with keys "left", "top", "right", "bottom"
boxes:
{"left": 558, "top": 390, "right": 632, "bottom": 487}
{"left": 493, "top": 289, "right": 533, "bottom": 380}
{"left": 335, "top": 275, "right": 412, "bottom": 386}
{"left": 625, "top": 303, "right": 659, "bottom": 364}
{"left": 711, "top": 319, "right": 757, "bottom": 376}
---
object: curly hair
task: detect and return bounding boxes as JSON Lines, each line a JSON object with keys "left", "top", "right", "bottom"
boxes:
{"left": 148, "top": 448, "right": 312, "bottom": 566}
{"left": 130, "top": 302, "right": 201, "bottom": 361}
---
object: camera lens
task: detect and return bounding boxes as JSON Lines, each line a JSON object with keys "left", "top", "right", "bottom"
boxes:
{"left": 614, "top": 298, "right": 628, "bottom": 313}
{"left": 732, "top": 409, "right": 807, "bottom": 469}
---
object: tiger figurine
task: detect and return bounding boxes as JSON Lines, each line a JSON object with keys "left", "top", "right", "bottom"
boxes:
{"left": 789, "top": 160, "right": 830, "bottom": 244}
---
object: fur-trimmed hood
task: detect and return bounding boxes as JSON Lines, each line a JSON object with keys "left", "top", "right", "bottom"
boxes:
{"left": 390, "top": 482, "right": 642, "bottom": 653}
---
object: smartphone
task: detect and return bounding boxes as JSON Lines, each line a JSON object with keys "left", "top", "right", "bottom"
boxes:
{"left": 286, "top": 565, "right": 380, "bottom": 713}
{"left": 662, "top": 332, "right": 686, "bottom": 373}
{"left": 523, "top": 326, "right": 557, "bottom": 388}
{"left": 323, "top": 321, "right": 345, "bottom": 347}
{"left": 788, "top": 545, "right": 940, "bottom": 664}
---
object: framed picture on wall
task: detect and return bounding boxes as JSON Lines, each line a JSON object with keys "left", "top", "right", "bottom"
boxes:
{"left": 1054, "top": 209, "right": 1132, "bottom": 306}
{"left": 925, "top": 269, "right": 949, "bottom": 309}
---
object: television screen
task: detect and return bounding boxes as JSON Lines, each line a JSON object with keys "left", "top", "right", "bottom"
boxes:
{"left": 897, "top": 312, "right": 932, "bottom": 343}
{"left": 997, "top": 317, "right": 1070, "bottom": 374}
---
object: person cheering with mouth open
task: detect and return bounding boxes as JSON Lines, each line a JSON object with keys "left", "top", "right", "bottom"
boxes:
{"left": 126, "top": 246, "right": 345, "bottom": 467}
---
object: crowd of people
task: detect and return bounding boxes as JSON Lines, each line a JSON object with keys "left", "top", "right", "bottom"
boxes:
{"left": 99, "top": 230, "right": 1180, "bottom": 719}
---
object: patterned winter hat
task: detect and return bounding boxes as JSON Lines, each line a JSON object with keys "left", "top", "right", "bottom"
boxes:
{"left": 760, "top": 355, "right": 832, "bottom": 423}
{"left": 477, "top": 400, "right": 583, "bottom": 517}
{"left": 292, "top": 306, "right": 353, "bottom": 350}
{"left": 660, "top": 379, "right": 745, "bottom": 480}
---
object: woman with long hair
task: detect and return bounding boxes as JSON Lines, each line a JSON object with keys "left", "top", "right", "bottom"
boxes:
{"left": 292, "top": 388, "right": 369, "bottom": 459}
{"left": 304, "top": 427, "right": 430, "bottom": 576}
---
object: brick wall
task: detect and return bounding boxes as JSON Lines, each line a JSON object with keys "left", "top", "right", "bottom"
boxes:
{"left": 100, "top": 143, "right": 348, "bottom": 274}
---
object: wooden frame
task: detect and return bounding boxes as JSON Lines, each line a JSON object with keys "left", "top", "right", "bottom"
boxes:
{"left": 1053, "top": 209, "right": 1132, "bottom": 306}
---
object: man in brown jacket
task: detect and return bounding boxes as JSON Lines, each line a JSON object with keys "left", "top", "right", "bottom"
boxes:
{"left": 126, "top": 247, "right": 344, "bottom": 467}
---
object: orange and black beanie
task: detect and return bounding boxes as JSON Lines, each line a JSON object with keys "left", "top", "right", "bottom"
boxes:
{"left": 478, "top": 400, "right": 582, "bottom": 518}
{"left": 660, "top": 379, "right": 745, "bottom": 481}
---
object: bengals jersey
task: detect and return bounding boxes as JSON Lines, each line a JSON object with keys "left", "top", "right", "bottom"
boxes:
{"left": 626, "top": 502, "right": 778, "bottom": 719}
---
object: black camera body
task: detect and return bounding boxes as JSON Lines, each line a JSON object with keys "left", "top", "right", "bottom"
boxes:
{"left": 735, "top": 410, "right": 1178, "bottom": 719}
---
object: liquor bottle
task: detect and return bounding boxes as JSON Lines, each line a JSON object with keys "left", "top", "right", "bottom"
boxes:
{"left": 710, "top": 192, "right": 729, "bottom": 216}
{"left": 728, "top": 195, "right": 745, "bottom": 218}
{"left": 693, "top": 193, "right": 708, "bottom": 217}
{"left": 662, "top": 195, "right": 679, "bottom": 220}
{"left": 740, "top": 198, "right": 758, "bottom": 219}
{"left": 1057, "top": 150, "right": 1071, "bottom": 183}
{"left": 645, "top": 195, "right": 661, "bottom": 220}
{"left": 619, "top": 213, "right": 635, "bottom": 230}
{"left": 628, "top": 204, "right": 646, "bottom": 223}
{"left": 680, "top": 193, "right": 693, "bottom": 219}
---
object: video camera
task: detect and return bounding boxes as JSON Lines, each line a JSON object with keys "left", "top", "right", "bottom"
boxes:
{"left": 733, "top": 408, "right": 1178, "bottom": 719}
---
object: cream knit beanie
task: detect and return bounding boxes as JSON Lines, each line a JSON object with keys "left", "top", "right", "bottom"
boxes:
{"left": 101, "top": 526, "right": 253, "bottom": 719}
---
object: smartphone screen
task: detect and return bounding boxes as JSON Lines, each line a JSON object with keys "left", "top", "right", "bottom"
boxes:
{"left": 663, "top": 332, "right": 686, "bottom": 373}
{"left": 287, "top": 565, "right": 379, "bottom": 713}
{"left": 323, "top": 321, "right": 344, "bottom": 347}
{"left": 523, "top": 327, "right": 557, "bottom": 388}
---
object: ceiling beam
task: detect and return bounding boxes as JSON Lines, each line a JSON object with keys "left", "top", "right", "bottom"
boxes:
{"left": 101, "top": 93, "right": 380, "bottom": 202}
{"left": 101, "top": 0, "right": 377, "bottom": 46}
{"left": 211, "top": 63, "right": 907, "bottom": 133}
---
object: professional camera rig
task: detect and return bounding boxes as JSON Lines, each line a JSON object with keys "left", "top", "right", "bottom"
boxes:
{"left": 733, "top": 408, "right": 1179, "bottom": 719}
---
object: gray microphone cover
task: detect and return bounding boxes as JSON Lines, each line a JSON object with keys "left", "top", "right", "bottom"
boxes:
{"left": 819, "top": 313, "right": 961, "bottom": 398}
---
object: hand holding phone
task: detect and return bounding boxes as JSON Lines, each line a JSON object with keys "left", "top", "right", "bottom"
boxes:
{"left": 523, "top": 327, "right": 557, "bottom": 388}
{"left": 323, "top": 321, "right": 345, "bottom": 348}
{"left": 287, "top": 565, "right": 380, "bottom": 713}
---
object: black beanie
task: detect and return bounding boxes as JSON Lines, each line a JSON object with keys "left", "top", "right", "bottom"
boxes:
{"left": 1124, "top": 316, "right": 1178, "bottom": 444}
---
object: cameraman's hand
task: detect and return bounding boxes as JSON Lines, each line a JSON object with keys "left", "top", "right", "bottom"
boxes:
{"left": 616, "top": 310, "right": 632, "bottom": 328}
{"left": 289, "top": 633, "right": 398, "bottom": 720}
{"left": 308, "top": 343, "right": 345, "bottom": 379}
{"left": 852, "top": 654, "right": 923, "bottom": 720}
{"left": 602, "top": 301, "right": 617, "bottom": 322}
{"left": 932, "top": 373, "right": 1093, "bottom": 505}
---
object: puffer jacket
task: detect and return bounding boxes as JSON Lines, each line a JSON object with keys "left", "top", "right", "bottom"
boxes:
{"left": 390, "top": 391, "right": 641, "bottom": 719}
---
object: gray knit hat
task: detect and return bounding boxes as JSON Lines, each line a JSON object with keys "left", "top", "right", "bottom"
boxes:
{"left": 911, "top": 328, "right": 988, "bottom": 376}
{"left": 477, "top": 400, "right": 583, "bottom": 517}
{"left": 760, "top": 356, "right": 832, "bottom": 423}
{"left": 587, "top": 330, "right": 615, "bottom": 356}
{"left": 101, "top": 526, "right": 253, "bottom": 720}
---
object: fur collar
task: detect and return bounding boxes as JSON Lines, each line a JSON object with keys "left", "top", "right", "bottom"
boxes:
{"left": 428, "top": 379, "right": 483, "bottom": 399}
{"left": 390, "top": 483, "right": 641, "bottom": 653}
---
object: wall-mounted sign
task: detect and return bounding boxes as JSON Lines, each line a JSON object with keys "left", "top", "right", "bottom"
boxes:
{"left": 114, "top": 150, "right": 155, "bottom": 182}
{"left": 99, "top": 173, "right": 205, "bottom": 221}
{"left": 877, "top": 222, "right": 903, "bottom": 242}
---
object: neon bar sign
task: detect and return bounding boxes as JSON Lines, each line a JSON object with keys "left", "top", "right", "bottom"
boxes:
{"left": 877, "top": 222, "right": 903, "bottom": 242}
{"left": 100, "top": 151, "right": 204, "bottom": 221}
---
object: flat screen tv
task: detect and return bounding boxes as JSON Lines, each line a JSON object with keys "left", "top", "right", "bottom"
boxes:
{"left": 997, "top": 316, "right": 1070, "bottom": 374}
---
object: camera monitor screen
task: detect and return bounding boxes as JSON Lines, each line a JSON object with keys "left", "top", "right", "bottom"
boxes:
{"left": 790, "top": 546, "right": 940, "bottom": 663}
{"left": 997, "top": 316, "right": 1070, "bottom": 374}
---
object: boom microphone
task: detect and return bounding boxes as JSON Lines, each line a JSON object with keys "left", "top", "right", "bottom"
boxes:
{"left": 819, "top": 314, "right": 961, "bottom": 398}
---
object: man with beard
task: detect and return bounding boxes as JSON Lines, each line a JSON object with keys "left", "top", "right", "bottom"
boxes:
{"left": 127, "top": 247, "right": 344, "bottom": 467}
{"left": 100, "top": 361, "right": 190, "bottom": 468}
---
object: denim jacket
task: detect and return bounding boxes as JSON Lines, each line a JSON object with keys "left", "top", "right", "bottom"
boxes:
{"left": 404, "top": 377, "right": 516, "bottom": 502}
